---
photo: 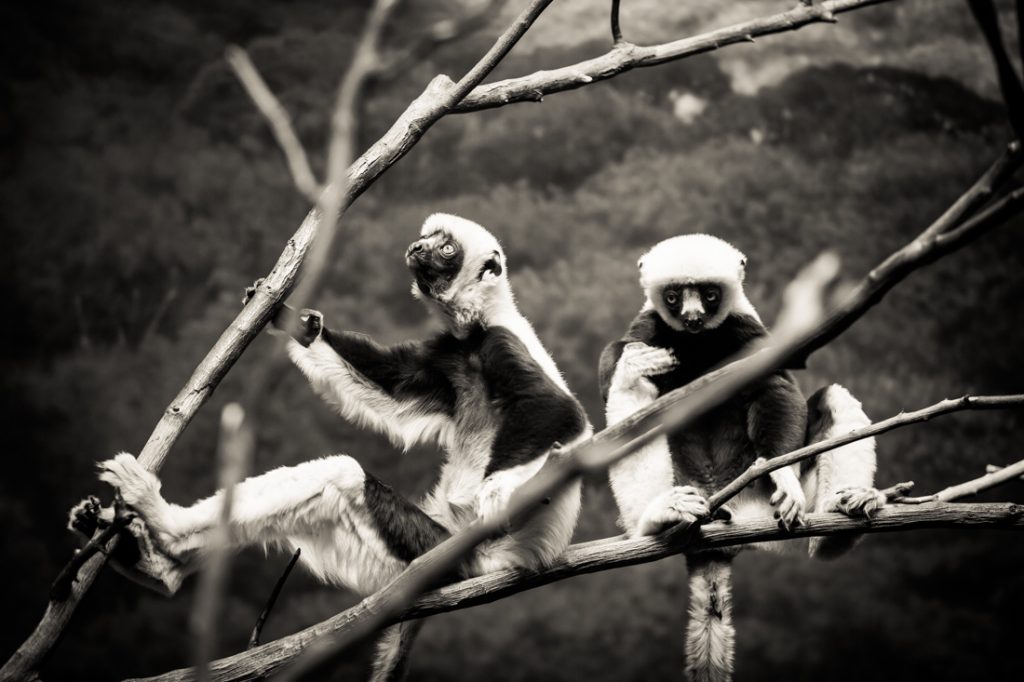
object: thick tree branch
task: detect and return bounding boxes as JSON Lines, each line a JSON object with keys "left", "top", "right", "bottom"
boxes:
{"left": 453, "top": 0, "right": 895, "bottom": 113}
{"left": 135, "top": 501, "right": 1024, "bottom": 682}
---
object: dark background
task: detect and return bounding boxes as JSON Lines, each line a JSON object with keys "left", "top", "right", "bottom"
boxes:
{"left": 3, "top": 1, "right": 1024, "bottom": 680}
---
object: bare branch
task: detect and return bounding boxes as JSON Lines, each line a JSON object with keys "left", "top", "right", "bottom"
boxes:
{"left": 611, "top": 0, "right": 622, "bottom": 43}
{"left": 192, "top": 404, "right": 253, "bottom": 682}
{"left": 248, "top": 549, "right": 302, "bottom": 650}
{"left": 378, "top": 0, "right": 504, "bottom": 78}
{"left": 919, "top": 141, "right": 1023, "bottom": 240}
{"left": 968, "top": 0, "right": 1024, "bottom": 139}
{"left": 225, "top": 46, "right": 321, "bottom": 203}
{"left": 986, "top": 462, "right": 1024, "bottom": 479}
{"left": 788, "top": 184, "right": 1024, "bottom": 367}
{"left": 897, "top": 456, "right": 1024, "bottom": 504}
{"left": 708, "top": 395, "right": 1024, "bottom": 512}
{"left": 453, "top": 0, "right": 894, "bottom": 113}
{"left": 136, "top": 501, "right": 1024, "bottom": 682}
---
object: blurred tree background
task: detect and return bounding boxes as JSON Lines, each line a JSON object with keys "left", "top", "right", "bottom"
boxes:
{"left": 2, "top": 0, "right": 1024, "bottom": 680}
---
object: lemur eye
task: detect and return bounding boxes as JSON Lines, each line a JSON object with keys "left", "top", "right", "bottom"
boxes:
{"left": 440, "top": 242, "right": 457, "bottom": 258}
{"left": 705, "top": 289, "right": 719, "bottom": 302}
{"left": 664, "top": 291, "right": 679, "bottom": 306}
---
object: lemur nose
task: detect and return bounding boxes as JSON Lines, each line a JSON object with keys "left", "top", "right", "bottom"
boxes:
{"left": 406, "top": 241, "right": 426, "bottom": 257}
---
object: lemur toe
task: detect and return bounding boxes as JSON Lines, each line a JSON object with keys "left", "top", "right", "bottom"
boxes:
{"left": 242, "top": 277, "right": 265, "bottom": 307}
{"left": 832, "top": 486, "right": 886, "bottom": 518}
{"left": 295, "top": 309, "right": 324, "bottom": 347}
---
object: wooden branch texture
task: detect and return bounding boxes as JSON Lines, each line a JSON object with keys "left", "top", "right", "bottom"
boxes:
{"left": 136, "top": 501, "right": 1024, "bottom": 682}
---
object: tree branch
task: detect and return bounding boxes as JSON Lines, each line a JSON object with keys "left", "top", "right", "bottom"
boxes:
{"left": 192, "top": 404, "right": 253, "bottom": 682}
{"left": 610, "top": 0, "right": 622, "bottom": 43}
{"left": 897, "top": 456, "right": 1024, "bottom": 503}
{"left": 453, "top": 0, "right": 896, "bottom": 113}
{"left": 708, "top": 394, "right": 1024, "bottom": 512}
{"left": 225, "top": 46, "right": 321, "bottom": 203}
{"left": 248, "top": 549, "right": 302, "bottom": 650}
{"left": 135, "top": 501, "right": 1024, "bottom": 682}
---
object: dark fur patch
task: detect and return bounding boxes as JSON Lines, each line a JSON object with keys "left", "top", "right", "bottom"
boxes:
{"left": 321, "top": 328, "right": 459, "bottom": 416}
{"left": 480, "top": 327, "right": 587, "bottom": 476}
{"left": 601, "top": 308, "right": 807, "bottom": 490}
{"left": 362, "top": 473, "right": 451, "bottom": 565}
{"left": 408, "top": 241, "right": 464, "bottom": 298}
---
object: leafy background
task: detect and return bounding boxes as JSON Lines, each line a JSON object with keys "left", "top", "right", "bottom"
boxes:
{"left": 2, "top": 0, "right": 1024, "bottom": 680}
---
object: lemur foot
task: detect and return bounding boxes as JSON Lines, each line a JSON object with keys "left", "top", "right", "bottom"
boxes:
{"left": 769, "top": 472, "right": 806, "bottom": 531}
{"left": 827, "top": 486, "right": 886, "bottom": 518}
{"left": 637, "top": 486, "right": 710, "bottom": 536}
{"left": 242, "top": 277, "right": 265, "bottom": 307}
{"left": 68, "top": 495, "right": 111, "bottom": 538}
{"left": 98, "top": 453, "right": 163, "bottom": 515}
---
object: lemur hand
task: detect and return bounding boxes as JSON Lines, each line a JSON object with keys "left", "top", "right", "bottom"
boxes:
{"left": 242, "top": 279, "right": 324, "bottom": 347}
{"left": 769, "top": 467, "right": 806, "bottom": 531}
{"left": 636, "top": 486, "right": 709, "bottom": 536}
{"left": 614, "top": 342, "right": 679, "bottom": 399}
{"left": 826, "top": 486, "right": 886, "bottom": 518}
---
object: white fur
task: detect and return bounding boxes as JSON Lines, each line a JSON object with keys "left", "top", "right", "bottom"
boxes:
{"left": 605, "top": 342, "right": 681, "bottom": 532}
{"left": 685, "top": 557, "right": 734, "bottom": 682}
{"left": 638, "top": 234, "right": 760, "bottom": 330}
{"left": 288, "top": 336, "right": 455, "bottom": 452}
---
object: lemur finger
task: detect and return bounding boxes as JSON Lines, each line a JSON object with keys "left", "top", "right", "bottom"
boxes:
{"left": 770, "top": 489, "right": 783, "bottom": 506}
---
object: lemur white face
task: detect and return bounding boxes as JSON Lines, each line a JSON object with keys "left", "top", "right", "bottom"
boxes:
{"left": 637, "top": 234, "right": 748, "bottom": 333}
{"left": 406, "top": 213, "right": 507, "bottom": 310}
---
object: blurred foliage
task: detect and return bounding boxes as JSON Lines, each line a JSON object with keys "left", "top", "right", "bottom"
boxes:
{"left": 2, "top": 1, "right": 1024, "bottom": 681}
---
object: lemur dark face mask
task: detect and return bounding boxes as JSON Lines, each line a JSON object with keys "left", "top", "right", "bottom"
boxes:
{"left": 406, "top": 235, "right": 464, "bottom": 298}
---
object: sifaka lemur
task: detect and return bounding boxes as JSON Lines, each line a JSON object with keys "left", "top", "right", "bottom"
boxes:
{"left": 74, "top": 214, "right": 592, "bottom": 681}
{"left": 599, "top": 234, "right": 885, "bottom": 682}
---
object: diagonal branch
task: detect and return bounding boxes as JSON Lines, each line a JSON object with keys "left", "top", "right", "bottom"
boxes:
{"left": 968, "top": 0, "right": 1024, "bottom": 139}
{"left": 225, "top": 47, "right": 321, "bottom": 203}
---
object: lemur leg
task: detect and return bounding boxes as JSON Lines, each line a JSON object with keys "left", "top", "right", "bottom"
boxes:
{"left": 747, "top": 374, "right": 810, "bottom": 531}
{"left": 603, "top": 342, "right": 708, "bottom": 535}
{"left": 803, "top": 385, "right": 885, "bottom": 559}
{"left": 94, "top": 452, "right": 451, "bottom": 595}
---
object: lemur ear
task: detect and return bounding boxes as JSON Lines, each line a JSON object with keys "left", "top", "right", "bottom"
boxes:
{"left": 637, "top": 256, "right": 645, "bottom": 270}
{"left": 479, "top": 251, "right": 503, "bottom": 280}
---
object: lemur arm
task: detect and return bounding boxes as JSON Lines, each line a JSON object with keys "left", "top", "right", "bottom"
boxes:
{"left": 600, "top": 313, "right": 681, "bottom": 534}
{"left": 475, "top": 327, "right": 588, "bottom": 522}
{"left": 747, "top": 372, "right": 809, "bottom": 527}
{"left": 281, "top": 305, "right": 456, "bottom": 451}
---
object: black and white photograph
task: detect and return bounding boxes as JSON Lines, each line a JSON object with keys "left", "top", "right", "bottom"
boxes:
{"left": 2, "top": 1, "right": 1023, "bottom": 680}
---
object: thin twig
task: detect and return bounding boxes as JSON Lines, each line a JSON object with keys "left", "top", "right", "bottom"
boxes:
{"left": 225, "top": 46, "right": 322, "bottom": 203}
{"left": 707, "top": 395, "right": 1024, "bottom": 512}
{"left": 378, "top": 0, "right": 503, "bottom": 78}
{"left": 986, "top": 462, "right": 1024, "bottom": 479}
{"left": 896, "top": 456, "right": 1024, "bottom": 504}
{"left": 192, "top": 404, "right": 254, "bottom": 682}
{"left": 249, "top": 549, "right": 302, "bottom": 650}
{"left": 610, "top": 0, "right": 623, "bottom": 43}
{"left": 968, "top": 0, "right": 1024, "bottom": 139}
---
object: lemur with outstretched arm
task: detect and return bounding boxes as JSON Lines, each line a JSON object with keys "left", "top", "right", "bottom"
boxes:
{"left": 75, "top": 214, "right": 591, "bottom": 681}
{"left": 599, "top": 234, "right": 885, "bottom": 682}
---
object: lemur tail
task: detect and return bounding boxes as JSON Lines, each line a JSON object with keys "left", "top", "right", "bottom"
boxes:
{"left": 685, "top": 552, "right": 735, "bottom": 682}
{"left": 370, "top": 620, "right": 424, "bottom": 682}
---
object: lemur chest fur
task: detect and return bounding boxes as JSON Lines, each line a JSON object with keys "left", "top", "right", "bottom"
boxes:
{"left": 668, "top": 402, "right": 757, "bottom": 491}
